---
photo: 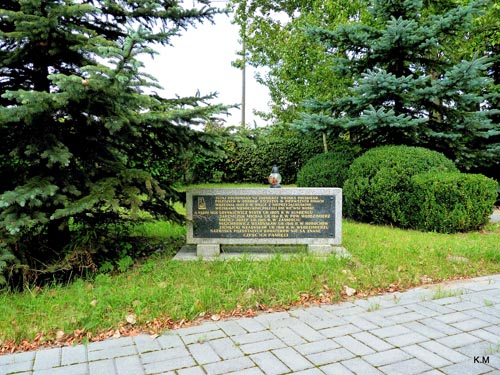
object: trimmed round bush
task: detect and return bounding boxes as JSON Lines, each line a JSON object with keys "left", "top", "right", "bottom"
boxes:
{"left": 296, "top": 148, "right": 359, "bottom": 188}
{"left": 409, "top": 172, "right": 498, "bottom": 233}
{"left": 344, "top": 145, "right": 458, "bottom": 226}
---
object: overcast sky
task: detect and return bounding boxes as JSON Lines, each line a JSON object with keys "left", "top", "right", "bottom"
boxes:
{"left": 142, "top": 7, "right": 271, "bottom": 127}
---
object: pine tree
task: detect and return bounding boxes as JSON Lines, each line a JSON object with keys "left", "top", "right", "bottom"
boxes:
{"left": 299, "top": 0, "right": 500, "bottom": 171}
{"left": 0, "top": 0, "right": 225, "bottom": 284}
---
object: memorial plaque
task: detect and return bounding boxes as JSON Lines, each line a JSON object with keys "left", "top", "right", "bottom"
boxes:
{"left": 192, "top": 195, "right": 335, "bottom": 239}
{"left": 186, "top": 188, "right": 342, "bottom": 246}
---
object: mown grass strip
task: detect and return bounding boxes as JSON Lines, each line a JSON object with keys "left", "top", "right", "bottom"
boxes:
{"left": 1, "top": 219, "right": 499, "bottom": 349}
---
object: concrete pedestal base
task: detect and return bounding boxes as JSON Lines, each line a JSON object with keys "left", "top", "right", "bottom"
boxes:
{"left": 308, "top": 245, "right": 351, "bottom": 258}
{"left": 174, "top": 244, "right": 350, "bottom": 261}
{"left": 196, "top": 244, "right": 220, "bottom": 258}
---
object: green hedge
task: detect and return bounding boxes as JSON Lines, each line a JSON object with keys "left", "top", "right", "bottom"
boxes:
{"left": 296, "top": 147, "right": 360, "bottom": 188}
{"left": 344, "top": 145, "right": 458, "bottom": 226}
{"left": 227, "top": 135, "right": 327, "bottom": 185}
{"left": 185, "top": 126, "right": 362, "bottom": 185}
{"left": 409, "top": 172, "right": 498, "bottom": 233}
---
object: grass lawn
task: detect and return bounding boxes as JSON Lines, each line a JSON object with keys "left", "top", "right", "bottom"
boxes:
{"left": 1, "top": 184, "right": 499, "bottom": 352}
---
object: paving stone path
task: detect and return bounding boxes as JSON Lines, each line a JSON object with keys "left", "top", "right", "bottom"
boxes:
{"left": 2, "top": 274, "right": 500, "bottom": 375}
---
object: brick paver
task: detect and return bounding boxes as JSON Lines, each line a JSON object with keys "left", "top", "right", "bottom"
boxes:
{"left": 1, "top": 274, "right": 499, "bottom": 375}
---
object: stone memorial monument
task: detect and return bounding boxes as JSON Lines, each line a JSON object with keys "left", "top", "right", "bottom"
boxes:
{"left": 179, "top": 187, "right": 347, "bottom": 259}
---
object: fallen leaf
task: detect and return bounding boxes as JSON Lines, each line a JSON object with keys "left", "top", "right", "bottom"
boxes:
{"left": 125, "top": 314, "right": 137, "bottom": 325}
{"left": 34, "top": 332, "right": 43, "bottom": 343}
{"left": 300, "top": 293, "right": 310, "bottom": 301}
{"left": 73, "top": 329, "right": 85, "bottom": 338}
{"left": 55, "top": 330, "right": 65, "bottom": 342}
{"left": 90, "top": 299, "right": 98, "bottom": 307}
{"left": 245, "top": 309, "right": 255, "bottom": 317}
{"left": 420, "top": 275, "right": 433, "bottom": 284}
{"left": 210, "top": 314, "right": 221, "bottom": 321}
{"left": 343, "top": 285, "right": 356, "bottom": 297}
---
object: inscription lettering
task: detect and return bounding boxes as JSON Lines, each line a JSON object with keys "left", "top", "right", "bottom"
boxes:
{"left": 192, "top": 195, "right": 335, "bottom": 239}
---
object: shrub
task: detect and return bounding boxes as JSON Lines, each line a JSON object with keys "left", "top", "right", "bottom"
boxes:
{"left": 409, "top": 172, "right": 498, "bottom": 233}
{"left": 222, "top": 129, "right": 336, "bottom": 185}
{"left": 344, "top": 145, "right": 458, "bottom": 226}
{"left": 183, "top": 127, "right": 329, "bottom": 185}
{"left": 471, "top": 165, "right": 500, "bottom": 205}
{"left": 296, "top": 146, "right": 360, "bottom": 188}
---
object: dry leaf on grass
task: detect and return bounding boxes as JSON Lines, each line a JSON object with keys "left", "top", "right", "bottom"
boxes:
{"left": 55, "top": 330, "right": 65, "bottom": 342}
{"left": 210, "top": 314, "right": 221, "bottom": 321}
{"left": 125, "top": 314, "right": 137, "bottom": 325}
{"left": 343, "top": 285, "right": 356, "bottom": 297}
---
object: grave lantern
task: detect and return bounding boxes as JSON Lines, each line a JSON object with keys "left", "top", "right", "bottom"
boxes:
{"left": 268, "top": 164, "right": 282, "bottom": 188}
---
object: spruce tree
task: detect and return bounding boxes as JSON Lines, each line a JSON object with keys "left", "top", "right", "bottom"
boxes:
{"left": 0, "top": 0, "right": 225, "bottom": 284}
{"left": 472, "top": 1, "right": 500, "bottom": 181}
{"left": 300, "top": 0, "right": 500, "bottom": 171}
{"left": 229, "top": 0, "right": 367, "bottom": 124}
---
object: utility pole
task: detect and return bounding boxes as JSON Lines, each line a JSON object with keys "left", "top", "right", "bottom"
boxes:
{"left": 241, "top": 24, "right": 246, "bottom": 127}
{"left": 200, "top": 0, "right": 246, "bottom": 126}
